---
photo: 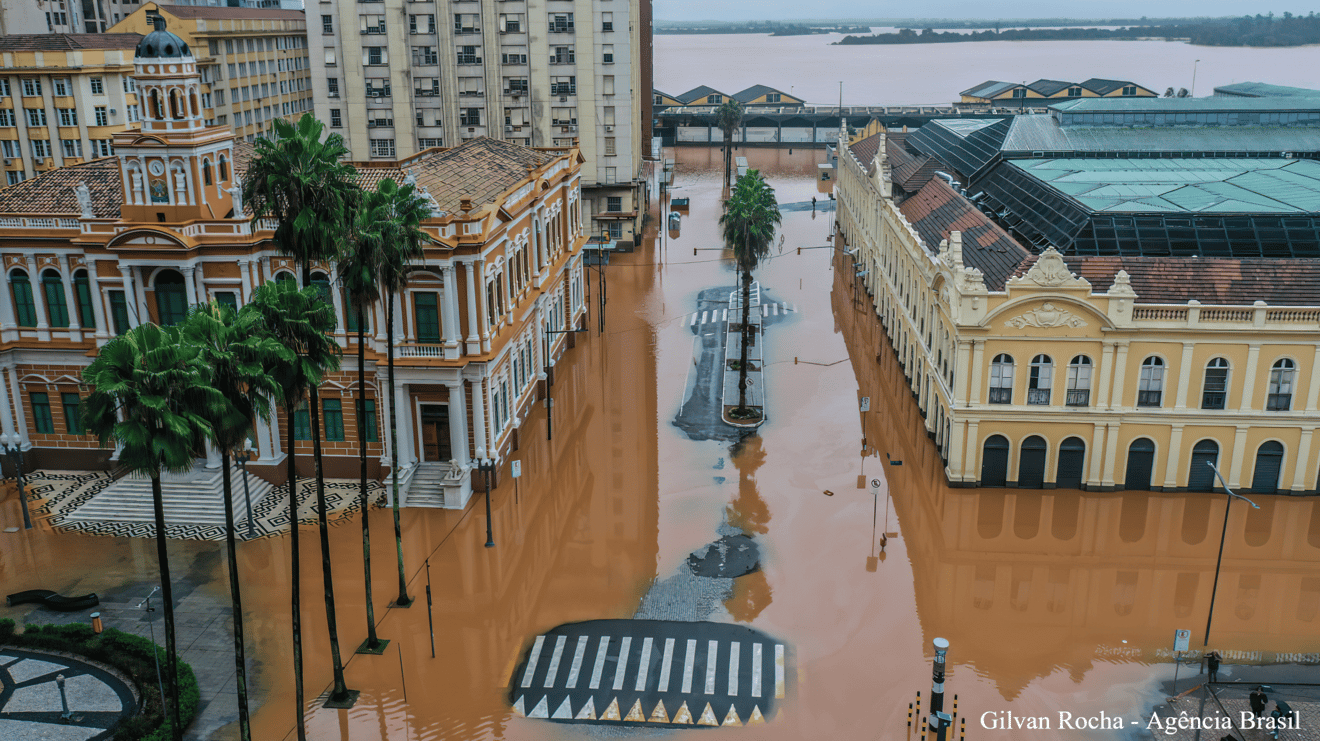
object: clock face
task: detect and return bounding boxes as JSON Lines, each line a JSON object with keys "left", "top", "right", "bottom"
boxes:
{"left": 148, "top": 160, "right": 165, "bottom": 177}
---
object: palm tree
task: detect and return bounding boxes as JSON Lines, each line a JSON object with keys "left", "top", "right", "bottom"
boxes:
{"left": 720, "top": 169, "right": 781, "bottom": 418}
{"left": 715, "top": 100, "right": 745, "bottom": 190}
{"left": 245, "top": 279, "right": 347, "bottom": 714}
{"left": 83, "top": 323, "right": 224, "bottom": 741}
{"left": 245, "top": 114, "right": 360, "bottom": 708}
{"left": 368, "top": 178, "right": 430, "bottom": 609}
{"left": 182, "top": 302, "right": 288, "bottom": 741}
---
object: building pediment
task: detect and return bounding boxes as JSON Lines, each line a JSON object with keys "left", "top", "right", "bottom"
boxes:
{"left": 1005, "top": 247, "right": 1091, "bottom": 291}
{"left": 107, "top": 228, "right": 190, "bottom": 250}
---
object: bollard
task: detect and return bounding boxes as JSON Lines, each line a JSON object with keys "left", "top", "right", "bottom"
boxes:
{"left": 56, "top": 673, "right": 72, "bottom": 722}
{"left": 930, "top": 638, "right": 951, "bottom": 741}
{"left": 959, "top": 716, "right": 966, "bottom": 741}
{"left": 90, "top": 612, "right": 102, "bottom": 634}
{"left": 908, "top": 702, "right": 913, "bottom": 727}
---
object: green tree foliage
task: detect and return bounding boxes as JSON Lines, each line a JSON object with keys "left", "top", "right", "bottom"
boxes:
{"left": 719, "top": 170, "right": 781, "bottom": 416}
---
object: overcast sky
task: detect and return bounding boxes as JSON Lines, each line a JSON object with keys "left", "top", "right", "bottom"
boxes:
{"left": 655, "top": 1, "right": 1319, "bottom": 21}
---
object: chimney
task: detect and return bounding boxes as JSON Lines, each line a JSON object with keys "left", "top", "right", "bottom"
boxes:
{"left": 460, "top": 196, "right": 473, "bottom": 213}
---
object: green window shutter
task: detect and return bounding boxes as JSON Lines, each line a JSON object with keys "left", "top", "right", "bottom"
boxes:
{"left": 156, "top": 283, "right": 187, "bottom": 325}
{"left": 11, "top": 274, "right": 35, "bottom": 327}
{"left": 415, "top": 292, "right": 440, "bottom": 342}
{"left": 293, "top": 407, "right": 311, "bottom": 441}
{"left": 74, "top": 273, "right": 95, "bottom": 328}
{"left": 61, "top": 392, "right": 83, "bottom": 435}
{"left": 215, "top": 291, "right": 238, "bottom": 311}
{"left": 357, "top": 399, "right": 378, "bottom": 442}
{"left": 109, "top": 290, "right": 130, "bottom": 334}
{"left": 323, "top": 399, "right": 345, "bottom": 441}
{"left": 346, "top": 298, "right": 369, "bottom": 333}
{"left": 42, "top": 273, "right": 69, "bottom": 328}
{"left": 30, "top": 392, "right": 53, "bottom": 434}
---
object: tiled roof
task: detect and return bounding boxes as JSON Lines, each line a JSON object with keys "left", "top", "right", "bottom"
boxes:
{"left": 1079, "top": 78, "right": 1139, "bottom": 95}
{"left": 731, "top": 84, "right": 785, "bottom": 103}
{"left": 0, "top": 157, "right": 122, "bottom": 217}
{"left": 158, "top": 5, "right": 306, "bottom": 20}
{"left": 0, "top": 33, "right": 142, "bottom": 51}
{"left": 675, "top": 85, "right": 724, "bottom": 104}
{"left": 1213, "top": 82, "right": 1320, "bottom": 98}
{"left": 1012, "top": 254, "right": 1320, "bottom": 306}
{"left": 960, "top": 80, "right": 1015, "bottom": 99}
{"left": 394, "top": 137, "right": 556, "bottom": 214}
{"left": 848, "top": 132, "right": 882, "bottom": 168}
{"left": 886, "top": 133, "right": 943, "bottom": 193}
{"left": 1027, "top": 79, "right": 1072, "bottom": 97}
{"left": 898, "top": 178, "right": 1029, "bottom": 291}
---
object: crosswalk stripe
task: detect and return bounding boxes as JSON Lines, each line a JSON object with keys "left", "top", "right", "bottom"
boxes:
{"left": 751, "top": 643, "right": 763, "bottom": 698}
{"left": 705, "top": 640, "right": 718, "bottom": 695}
{"left": 761, "top": 305, "right": 769, "bottom": 317}
{"left": 565, "top": 635, "right": 587, "bottom": 688}
{"left": 727, "top": 642, "right": 740, "bottom": 696}
{"left": 552, "top": 697, "right": 573, "bottom": 719}
{"left": 657, "top": 638, "right": 676, "bottom": 692}
{"left": 543, "top": 635, "right": 567, "bottom": 688}
{"left": 529, "top": 696, "right": 550, "bottom": 718}
{"left": 588, "top": 636, "right": 609, "bottom": 690}
{"left": 775, "top": 644, "right": 785, "bottom": 699}
{"left": 634, "top": 636, "right": 654, "bottom": 692}
{"left": 520, "top": 636, "right": 545, "bottom": 688}
{"left": 791, "top": 303, "right": 798, "bottom": 312}
{"left": 612, "top": 636, "right": 632, "bottom": 691}
{"left": 681, "top": 639, "right": 696, "bottom": 694}
{"left": 575, "top": 696, "right": 597, "bottom": 720}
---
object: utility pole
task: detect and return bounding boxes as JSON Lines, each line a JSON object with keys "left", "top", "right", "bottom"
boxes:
{"left": 929, "top": 638, "right": 952, "bottom": 741}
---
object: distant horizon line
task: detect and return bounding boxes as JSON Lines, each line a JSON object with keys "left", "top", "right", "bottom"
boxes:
{"left": 654, "top": 15, "right": 1254, "bottom": 24}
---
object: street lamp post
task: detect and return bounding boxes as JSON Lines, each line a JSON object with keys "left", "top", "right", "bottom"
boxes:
{"left": 542, "top": 326, "right": 589, "bottom": 441}
{"left": 136, "top": 587, "right": 167, "bottom": 717}
{"left": 478, "top": 457, "right": 496, "bottom": 548}
{"left": 234, "top": 439, "right": 256, "bottom": 539}
{"left": 2, "top": 435, "right": 31, "bottom": 530}
{"left": 1191, "top": 59, "right": 1202, "bottom": 97}
{"left": 1203, "top": 462, "right": 1260, "bottom": 647}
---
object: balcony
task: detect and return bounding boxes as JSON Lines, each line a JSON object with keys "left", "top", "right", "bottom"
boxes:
{"left": 1201, "top": 391, "right": 1226, "bottom": 410}
{"left": 987, "top": 387, "right": 1012, "bottom": 405}
{"left": 1137, "top": 390, "right": 1162, "bottom": 407}
{"left": 456, "top": 55, "right": 482, "bottom": 65}
{"left": 1065, "top": 389, "right": 1090, "bottom": 407}
{"left": 397, "top": 343, "right": 445, "bottom": 358}
{"left": 1026, "top": 388, "right": 1050, "bottom": 405}
{"left": 1266, "top": 393, "right": 1292, "bottom": 411}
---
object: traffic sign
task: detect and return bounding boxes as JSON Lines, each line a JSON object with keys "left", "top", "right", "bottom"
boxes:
{"left": 1173, "top": 629, "right": 1190, "bottom": 653}
{"left": 511, "top": 460, "right": 522, "bottom": 479}
{"left": 860, "top": 397, "right": 870, "bottom": 412}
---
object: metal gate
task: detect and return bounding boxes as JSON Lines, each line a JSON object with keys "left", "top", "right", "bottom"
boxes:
{"left": 1018, "top": 436, "right": 1047, "bottom": 489}
{"left": 1251, "top": 441, "right": 1284, "bottom": 493}
{"left": 1188, "top": 441, "right": 1219, "bottom": 492}
{"left": 1124, "top": 439, "right": 1155, "bottom": 490}
{"left": 1056, "top": 437, "right": 1086, "bottom": 490}
{"left": 981, "top": 435, "right": 1009, "bottom": 487}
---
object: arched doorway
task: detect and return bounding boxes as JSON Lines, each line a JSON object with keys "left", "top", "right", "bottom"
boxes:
{"left": 1124, "top": 439, "right": 1155, "bottom": 491}
{"left": 154, "top": 270, "right": 187, "bottom": 325}
{"left": 981, "top": 435, "right": 1009, "bottom": 487}
{"left": 1056, "top": 437, "right": 1086, "bottom": 490}
{"left": 1251, "top": 441, "right": 1285, "bottom": 494}
{"left": 1018, "top": 435, "right": 1047, "bottom": 489}
{"left": 1188, "top": 440, "right": 1219, "bottom": 492}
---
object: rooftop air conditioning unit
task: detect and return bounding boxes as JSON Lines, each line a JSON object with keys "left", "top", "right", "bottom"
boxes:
{"left": 109, "top": 108, "right": 117, "bottom": 115}
{"left": 2, "top": 159, "right": 10, "bottom": 166}
{"left": 605, "top": 125, "right": 612, "bottom": 132}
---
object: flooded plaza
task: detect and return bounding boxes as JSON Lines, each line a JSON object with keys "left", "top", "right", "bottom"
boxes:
{"left": 2, "top": 146, "right": 1320, "bottom": 740}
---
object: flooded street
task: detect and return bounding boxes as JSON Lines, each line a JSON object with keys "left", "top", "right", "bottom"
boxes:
{"left": 3, "top": 147, "right": 1320, "bottom": 739}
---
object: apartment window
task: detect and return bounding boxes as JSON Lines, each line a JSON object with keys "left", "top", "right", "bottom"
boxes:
{"left": 5, "top": 171, "right": 22, "bottom": 185}
{"left": 551, "top": 107, "right": 576, "bottom": 125}
{"left": 225, "top": 39, "right": 234, "bottom": 54}
{"left": 603, "top": 75, "right": 615, "bottom": 95}
{"left": 324, "top": 49, "right": 337, "bottom": 66}
{"left": 62, "top": 392, "right": 84, "bottom": 435}
{"left": 606, "top": 196, "right": 622, "bottom": 212}
{"left": 30, "top": 392, "right": 54, "bottom": 434}
{"left": 460, "top": 108, "right": 481, "bottom": 125}
{"left": 550, "top": 46, "right": 575, "bottom": 64}
{"left": 329, "top": 109, "right": 342, "bottom": 127}
{"left": 327, "top": 77, "right": 339, "bottom": 97}
{"left": 367, "top": 115, "right": 393, "bottom": 128}
{"left": 416, "top": 108, "right": 439, "bottom": 127}
{"left": 365, "top": 78, "right": 391, "bottom": 97}
{"left": 602, "top": 44, "right": 614, "bottom": 64}
{"left": 1267, "top": 358, "right": 1296, "bottom": 411}
{"left": 293, "top": 405, "right": 310, "bottom": 440}
{"left": 21, "top": 79, "right": 40, "bottom": 97}
{"left": 26, "top": 108, "right": 46, "bottom": 126}
{"left": 369, "top": 138, "right": 395, "bottom": 157}
{"left": 504, "top": 77, "right": 528, "bottom": 95}
{"left": 0, "top": 141, "right": 14, "bottom": 157}
{"left": 605, "top": 166, "right": 617, "bottom": 183}
{"left": 551, "top": 76, "right": 576, "bottom": 95}
{"left": 601, "top": 11, "right": 613, "bottom": 31}
{"left": 108, "top": 290, "right": 129, "bottom": 334}
{"left": 505, "top": 106, "right": 528, "bottom": 126}
{"left": 52, "top": 78, "right": 70, "bottom": 96}
{"left": 413, "top": 46, "right": 438, "bottom": 65}
{"left": 365, "top": 47, "right": 387, "bottom": 65}
{"left": 357, "top": 399, "right": 378, "bottom": 442}
{"left": 91, "top": 139, "right": 113, "bottom": 157}
{"left": 1066, "top": 356, "right": 1092, "bottom": 406}
{"left": 989, "top": 354, "right": 1014, "bottom": 404}
{"left": 414, "top": 292, "right": 440, "bottom": 342}
{"left": 604, "top": 136, "right": 616, "bottom": 155}
{"left": 361, "top": 14, "right": 385, "bottom": 33}
{"left": 415, "top": 77, "right": 440, "bottom": 96}
{"left": 603, "top": 106, "right": 616, "bottom": 125}
{"left": 549, "top": 12, "right": 574, "bottom": 33}
{"left": 1027, "top": 354, "right": 1052, "bottom": 405}
{"left": 321, "top": 14, "right": 332, "bottom": 32}
{"left": 458, "top": 77, "right": 483, "bottom": 96}
{"left": 127, "top": 105, "right": 138, "bottom": 123}
{"left": 499, "top": 13, "right": 523, "bottom": 32}
{"left": 0, "top": 80, "right": 9, "bottom": 97}
{"left": 60, "top": 139, "right": 81, "bottom": 157}
{"left": 239, "top": 62, "right": 248, "bottom": 78}
{"left": 93, "top": 106, "right": 108, "bottom": 126}
{"left": 89, "top": 77, "right": 103, "bottom": 95}
{"left": 1202, "top": 357, "right": 1229, "bottom": 410}
{"left": 228, "top": 63, "right": 237, "bottom": 78}
{"left": 30, "top": 139, "right": 51, "bottom": 158}
{"left": 41, "top": 270, "right": 68, "bottom": 327}
{"left": 410, "top": 14, "right": 434, "bottom": 33}
{"left": 0, "top": 110, "right": 11, "bottom": 127}
{"left": 501, "top": 46, "right": 527, "bottom": 65}
{"left": 454, "top": 13, "right": 479, "bottom": 33}
{"left": 322, "top": 399, "right": 345, "bottom": 441}
{"left": 1122, "top": 85, "right": 1137, "bottom": 96}
{"left": 418, "top": 137, "right": 443, "bottom": 148}
{"left": 10, "top": 269, "right": 35, "bottom": 326}
{"left": 1137, "top": 356, "right": 1165, "bottom": 407}
{"left": 607, "top": 222, "right": 622, "bottom": 239}
{"left": 456, "top": 46, "right": 480, "bottom": 65}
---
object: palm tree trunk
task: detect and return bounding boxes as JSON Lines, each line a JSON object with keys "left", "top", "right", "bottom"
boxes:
{"left": 287, "top": 407, "right": 306, "bottom": 741}
{"left": 309, "top": 385, "right": 352, "bottom": 702}
{"left": 738, "top": 270, "right": 752, "bottom": 412}
{"left": 221, "top": 452, "right": 251, "bottom": 741}
{"left": 389, "top": 292, "right": 411, "bottom": 607}
{"left": 357, "top": 311, "right": 381, "bottom": 650}
{"left": 723, "top": 132, "right": 732, "bottom": 190}
{"left": 150, "top": 473, "right": 183, "bottom": 741}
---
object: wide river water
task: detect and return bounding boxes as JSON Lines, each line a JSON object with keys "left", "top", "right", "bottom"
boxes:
{"left": 654, "top": 31, "right": 1320, "bottom": 105}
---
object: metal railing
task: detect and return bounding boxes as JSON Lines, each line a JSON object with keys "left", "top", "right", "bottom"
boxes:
{"left": 987, "top": 387, "right": 1012, "bottom": 405}
{"left": 1137, "top": 389, "right": 1162, "bottom": 407}
{"left": 1065, "top": 389, "right": 1090, "bottom": 407}
{"left": 1027, "top": 388, "right": 1050, "bottom": 405}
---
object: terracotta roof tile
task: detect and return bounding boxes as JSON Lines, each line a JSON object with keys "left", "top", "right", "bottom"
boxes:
{"left": 0, "top": 157, "right": 123, "bottom": 217}
{"left": 898, "top": 178, "right": 1029, "bottom": 291}
{"left": 886, "top": 136, "right": 943, "bottom": 193}
{"left": 398, "top": 137, "right": 556, "bottom": 214}
{"left": 848, "top": 132, "right": 882, "bottom": 168}
{"left": 158, "top": 5, "right": 306, "bottom": 20}
{"left": 1012, "top": 254, "right": 1320, "bottom": 306}
{"left": 0, "top": 33, "right": 142, "bottom": 52}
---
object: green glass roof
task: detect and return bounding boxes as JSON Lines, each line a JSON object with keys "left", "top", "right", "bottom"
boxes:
{"left": 1008, "top": 158, "right": 1320, "bottom": 214}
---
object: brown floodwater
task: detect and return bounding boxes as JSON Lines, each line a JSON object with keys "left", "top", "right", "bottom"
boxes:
{"left": 3, "top": 147, "right": 1320, "bottom": 740}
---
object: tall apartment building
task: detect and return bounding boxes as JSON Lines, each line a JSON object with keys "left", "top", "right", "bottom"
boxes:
{"left": 0, "top": 33, "right": 142, "bottom": 182}
{"left": 112, "top": 3, "right": 313, "bottom": 142}
{"left": 2, "top": 0, "right": 273, "bottom": 35}
{"left": 307, "top": 0, "right": 651, "bottom": 244}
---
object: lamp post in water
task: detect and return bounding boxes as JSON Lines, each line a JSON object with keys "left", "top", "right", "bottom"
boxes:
{"left": 929, "top": 638, "right": 951, "bottom": 741}
{"left": 1203, "top": 462, "right": 1259, "bottom": 646}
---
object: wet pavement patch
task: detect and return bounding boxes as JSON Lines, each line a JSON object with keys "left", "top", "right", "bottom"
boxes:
{"left": 687, "top": 535, "right": 760, "bottom": 578}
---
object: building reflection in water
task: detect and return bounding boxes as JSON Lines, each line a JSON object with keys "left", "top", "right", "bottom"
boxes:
{"left": 724, "top": 435, "right": 773, "bottom": 622}
{"left": 832, "top": 249, "right": 1320, "bottom": 700}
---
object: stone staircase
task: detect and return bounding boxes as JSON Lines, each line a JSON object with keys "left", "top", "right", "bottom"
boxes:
{"left": 62, "top": 466, "right": 273, "bottom": 527}
{"left": 404, "top": 462, "right": 454, "bottom": 508}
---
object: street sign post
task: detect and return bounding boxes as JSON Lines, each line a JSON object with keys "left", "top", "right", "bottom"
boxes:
{"left": 860, "top": 397, "right": 870, "bottom": 412}
{"left": 1171, "top": 629, "right": 1191, "bottom": 695}
{"left": 511, "top": 461, "right": 522, "bottom": 478}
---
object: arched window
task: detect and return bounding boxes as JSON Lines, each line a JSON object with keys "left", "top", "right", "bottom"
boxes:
{"left": 189, "top": 91, "right": 199, "bottom": 117}
{"left": 1188, "top": 439, "right": 1220, "bottom": 492}
{"left": 1137, "top": 356, "right": 1165, "bottom": 407}
{"left": 1018, "top": 435, "right": 1047, "bottom": 489}
{"left": 1267, "top": 359, "right": 1296, "bottom": 411}
{"left": 218, "top": 154, "right": 229, "bottom": 182}
{"left": 154, "top": 270, "right": 188, "bottom": 325}
{"left": 1125, "top": 439, "right": 1156, "bottom": 491}
{"left": 309, "top": 271, "right": 331, "bottom": 302}
{"left": 1202, "top": 357, "right": 1229, "bottom": 410}
{"left": 202, "top": 158, "right": 213, "bottom": 186}
{"left": 169, "top": 89, "right": 183, "bottom": 119}
{"left": 9, "top": 269, "right": 35, "bottom": 327}
{"left": 988, "top": 354, "right": 1014, "bottom": 404}
{"left": 1066, "top": 355, "right": 1092, "bottom": 406}
{"left": 1028, "top": 354, "right": 1052, "bottom": 405}
{"left": 1056, "top": 437, "right": 1086, "bottom": 489}
{"left": 41, "top": 269, "right": 69, "bottom": 328}
{"left": 274, "top": 271, "right": 296, "bottom": 286}
{"left": 148, "top": 89, "right": 164, "bottom": 120}
{"left": 1251, "top": 441, "right": 1285, "bottom": 494}
{"left": 73, "top": 270, "right": 95, "bottom": 328}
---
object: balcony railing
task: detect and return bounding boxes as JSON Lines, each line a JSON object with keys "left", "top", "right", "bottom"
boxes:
{"left": 397, "top": 343, "right": 445, "bottom": 358}
{"left": 1137, "top": 389, "right": 1162, "bottom": 407}
{"left": 1201, "top": 391, "right": 1226, "bottom": 410}
{"left": 987, "top": 387, "right": 1012, "bottom": 405}
{"left": 1267, "top": 393, "right": 1292, "bottom": 411}
{"left": 1027, "top": 388, "right": 1050, "bottom": 405}
{"left": 1065, "top": 389, "right": 1090, "bottom": 407}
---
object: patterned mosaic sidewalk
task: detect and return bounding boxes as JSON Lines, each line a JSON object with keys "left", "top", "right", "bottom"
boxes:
{"left": 19, "top": 470, "right": 387, "bottom": 542}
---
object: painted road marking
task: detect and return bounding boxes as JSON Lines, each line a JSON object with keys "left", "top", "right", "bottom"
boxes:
{"left": 772, "top": 304, "right": 779, "bottom": 316}
{"left": 588, "top": 636, "right": 609, "bottom": 690}
{"left": 751, "top": 643, "right": 763, "bottom": 698}
{"left": 543, "top": 635, "right": 567, "bottom": 688}
{"left": 565, "top": 635, "right": 588, "bottom": 688}
{"left": 520, "top": 636, "right": 545, "bottom": 688}
{"left": 761, "top": 305, "right": 769, "bottom": 317}
{"left": 775, "top": 644, "right": 785, "bottom": 698}
{"left": 728, "top": 642, "right": 740, "bottom": 696}
{"left": 791, "top": 303, "right": 798, "bottom": 312}
{"left": 612, "top": 636, "right": 632, "bottom": 691}
{"left": 705, "top": 640, "right": 718, "bottom": 694}
{"left": 552, "top": 697, "right": 573, "bottom": 719}
{"left": 657, "top": 638, "right": 675, "bottom": 692}
{"left": 634, "top": 636, "right": 654, "bottom": 691}
{"left": 681, "top": 638, "right": 696, "bottom": 694}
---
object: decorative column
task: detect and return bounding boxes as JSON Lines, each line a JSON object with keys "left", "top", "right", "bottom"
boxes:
{"left": 967, "top": 340, "right": 984, "bottom": 405}
{"left": 1239, "top": 343, "right": 1262, "bottom": 412}
{"left": 7, "top": 366, "right": 28, "bottom": 449}
{"left": 24, "top": 255, "right": 49, "bottom": 341}
{"left": 964, "top": 421, "right": 979, "bottom": 484}
{"left": 1095, "top": 341, "right": 1115, "bottom": 411}
{"left": 181, "top": 266, "right": 198, "bottom": 306}
{"left": 393, "top": 379, "right": 415, "bottom": 467}
{"left": 1306, "top": 346, "right": 1320, "bottom": 412}
{"left": 57, "top": 255, "right": 81, "bottom": 342}
{"left": 1174, "top": 342, "right": 1195, "bottom": 410}
{"left": 192, "top": 262, "right": 206, "bottom": 303}
{"left": 1101, "top": 422, "right": 1121, "bottom": 489}
{"left": 117, "top": 266, "right": 138, "bottom": 328}
{"left": 86, "top": 259, "right": 108, "bottom": 342}
{"left": 464, "top": 260, "right": 481, "bottom": 354}
{"left": 440, "top": 263, "right": 460, "bottom": 359}
{"left": 203, "top": 439, "right": 221, "bottom": 470}
{"left": 470, "top": 376, "right": 487, "bottom": 459}
{"left": 1162, "top": 424, "right": 1184, "bottom": 490}
{"left": 0, "top": 263, "right": 18, "bottom": 342}
{"left": 393, "top": 292, "right": 406, "bottom": 343}
{"left": 0, "top": 367, "right": 16, "bottom": 443}
{"left": 1109, "top": 343, "right": 1130, "bottom": 409}
{"left": 1088, "top": 423, "right": 1106, "bottom": 487}
{"left": 1228, "top": 425, "right": 1249, "bottom": 489}
{"left": 946, "top": 419, "right": 965, "bottom": 482}
{"left": 444, "top": 379, "right": 470, "bottom": 466}
{"left": 328, "top": 264, "right": 345, "bottom": 337}
{"left": 238, "top": 259, "right": 252, "bottom": 304}
{"left": 478, "top": 270, "right": 491, "bottom": 353}
{"left": 134, "top": 267, "right": 151, "bottom": 325}
{"left": 1292, "top": 427, "right": 1314, "bottom": 493}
